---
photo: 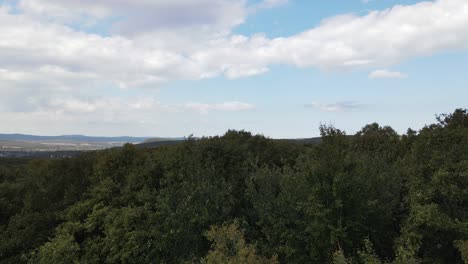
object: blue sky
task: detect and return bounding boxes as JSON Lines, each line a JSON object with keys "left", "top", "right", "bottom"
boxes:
{"left": 236, "top": 0, "right": 423, "bottom": 37}
{"left": 0, "top": 0, "right": 467, "bottom": 137}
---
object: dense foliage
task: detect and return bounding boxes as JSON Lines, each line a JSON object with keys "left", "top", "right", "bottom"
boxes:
{"left": 0, "top": 109, "right": 466, "bottom": 264}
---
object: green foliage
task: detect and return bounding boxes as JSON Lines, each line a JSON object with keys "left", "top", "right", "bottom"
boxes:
{"left": 454, "top": 240, "right": 468, "bottom": 264}
{"left": 390, "top": 246, "right": 420, "bottom": 264}
{"left": 332, "top": 249, "right": 350, "bottom": 264}
{"left": 202, "top": 221, "right": 278, "bottom": 264}
{"left": 356, "top": 239, "right": 382, "bottom": 264}
{"left": 0, "top": 109, "right": 466, "bottom": 263}
{"left": 399, "top": 108, "right": 468, "bottom": 263}
{"left": 33, "top": 233, "right": 80, "bottom": 264}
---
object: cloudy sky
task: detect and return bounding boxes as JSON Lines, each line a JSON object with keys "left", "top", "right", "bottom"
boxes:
{"left": 0, "top": 0, "right": 467, "bottom": 138}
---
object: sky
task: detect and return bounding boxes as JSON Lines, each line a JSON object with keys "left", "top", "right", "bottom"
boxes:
{"left": 0, "top": 0, "right": 467, "bottom": 138}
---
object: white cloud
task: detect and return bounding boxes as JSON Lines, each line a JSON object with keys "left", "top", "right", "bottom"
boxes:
{"left": 1, "top": 0, "right": 468, "bottom": 134}
{"left": 1, "top": 0, "right": 467, "bottom": 88}
{"left": 7, "top": 96, "right": 255, "bottom": 115}
{"left": 45, "top": 98, "right": 162, "bottom": 114}
{"left": 306, "top": 101, "right": 362, "bottom": 112}
{"left": 16, "top": 0, "right": 247, "bottom": 36}
{"left": 0, "top": 95, "right": 256, "bottom": 135}
{"left": 368, "top": 69, "right": 408, "bottom": 79}
{"left": 1, "top": 95, "right": 254, "bottom": 116}
{"left": 184, "top": 101, "right": 255, "bottom": 114}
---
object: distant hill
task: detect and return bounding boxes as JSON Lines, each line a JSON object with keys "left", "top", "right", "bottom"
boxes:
{"left": 0, "top": 133, "right": 186, "bottom": 155}
{"left": 0, "top": 133, "right": 151, "bottom": 143}
{"left": 0, "top": 133, "right": 324, "bottom": 144}
{"left": 0, "top": 150, "right": 84, "bottom": 159}
{"left": 0, "top": 133, "right": 323, "bottom": 156}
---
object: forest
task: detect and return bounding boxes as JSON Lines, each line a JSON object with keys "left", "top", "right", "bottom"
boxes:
{"left": 0, "top": 109, "right": 466, "bottom": 264}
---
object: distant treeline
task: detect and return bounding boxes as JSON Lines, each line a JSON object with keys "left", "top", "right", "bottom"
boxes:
{"left": 0, "top": 109, "right": 467, "bottom": 264}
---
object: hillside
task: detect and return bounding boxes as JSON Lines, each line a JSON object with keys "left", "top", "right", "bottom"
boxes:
{"left": 0, "top": 134, "right": 151, "bottom": 143}
{"left": 0, "top": 134, "right": 183, "bottom": 155}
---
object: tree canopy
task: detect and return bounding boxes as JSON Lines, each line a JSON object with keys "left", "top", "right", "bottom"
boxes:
{"left": 0, "top": 109, "right": 466, "bottom": 264}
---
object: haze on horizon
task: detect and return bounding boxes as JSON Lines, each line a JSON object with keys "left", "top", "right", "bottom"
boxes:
{"left": 0, "top": 0, "right": 467, "bottom": 138}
